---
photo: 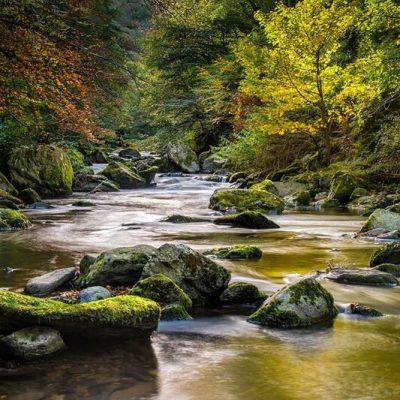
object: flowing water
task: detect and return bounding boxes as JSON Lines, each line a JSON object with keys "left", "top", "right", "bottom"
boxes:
{"left": 1, "top": 174, "right": 399, "bottom": 400}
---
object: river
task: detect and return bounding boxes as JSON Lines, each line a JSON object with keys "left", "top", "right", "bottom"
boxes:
{"left": 1, "top": 174, "right": 399, "bottom": 400}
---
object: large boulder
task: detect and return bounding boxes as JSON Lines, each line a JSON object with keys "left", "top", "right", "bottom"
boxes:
{"left": 370, "top": 243, "right": 400, "bottom": 267}
{"left": 101, "top": 161, "right": 146, "bottom": 189}
{"left": 0, "top": 209, "right": 31, "bottom": 231}
{"left": 0, "top": 290, "right": 160, "bottom": 339}
{"left": 8, "top": 145, "right": 73, "bottom": 196}
{"left": 166, "top": 144, "right": 200, "bottom": 173}
{"left": 73, "top": 173, "right": 119, "bottom": 192}
{"left": 214, "top": 211, "right": 279, "bottom": 229}
{"left": 201, "top": 154, "right": 227, "bottom": 173}
{"left": 248, "top": 278, "right": 338, "bottom": 328}
{"left": 207, "top": 245, "right": 262, "bottom": 260}
{"left": 65, "top": 148, "right": 86, "bottom": 173}
{"left": 326, "top": 268, "right": 398, "bottom": 286}
{"left": 328, "top": 172, "right": 361, "bottom": 204}
{"left": 130, "top": 274, "right": 192, "bottom": 310}
{"left": 0, "top": 189, "right": 23, "bottom": 208}
{"left": 77, "top": 244, "right": 231, "bottom": 306}
{"left": 209, "top": 189, "right": 284, "bottom": 214}
{"left": 359, "top": 209, "right": 400, "bottom": 234}
{"left": 220, "top": 282, "right": 266, "bottom": 305}
{"left": 25, "top": 267, "right": 77, "bottom": 296}
{"left": 0, "top": 327, "right": 66, "bottom": 360}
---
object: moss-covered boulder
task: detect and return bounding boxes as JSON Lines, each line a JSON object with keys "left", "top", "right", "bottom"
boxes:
{"left": 209, "top": 189, "right": 284, "bottom": 214}
{"left": 360, "top": 209, "right": 400, "bottom": 233}
{"left": 201, "top": 154, "right": 227, "bottom": 173}
{"left": 163, "top": 214, "right": 211, "bottom": 223}
{"left": 373, "top": 263, "right": 400, "bottom": 277}
{"left": 0, "top": 327, "right": 66, "bottom": 361}
{"left": 166, "top": 143, "right": 200, "bottom": 173}
{"left": 350, "top": 187, "right": 369, "bottom": 200}
{"left": 65, "top": 148, "right": 86, "bottom": 173}
{"left": 18, "top": 188, "right": 41, "bottom": 205}
{"left": 370, "top": 243, "right": 400, "bottom": 267}
{"left": 130, "top": 274, "right": 192, "bottom": 310}
{"left": 292, "top": 190, "right": 311, "bottom": 206}
{"left": 214, "top": 211, "right": 279, "bottom": 229}
{"left": 0, "top": 290, "right": 160, "bottom": 339}
{"left": 248, "top": 278, "right": 338, "bottom": 328}
{"left": 326, "top": 267, "right": 398, "bottom": 286}
{"left": 73, "top": 173, "right": 119, "bottom": 192}
{"left": 0, "top": 189, "right": 23, "bottom": 207}
{"left": 101, "top": 161, "right": 146, "bottom": 189}
{"left": 208, "top": 245, "right": 262, "bottom": 260}
{"left": 0, "top": 172, "right": 16, "bottom": 195}
{"left": 8, "top": 145, "right": 73, "bottom": 196}
{"left": 139, "top": 166, "right": 158, "bottom": 184}
{"left": 328, "top": 172, "right": 361, "bottom": 204}
{"left": 0, "top": 209, "right": 31, "bottom": 231}
{"left": 118, "top": 147, "right": 141, "bottom": 159}
{"left": 220, "top": 282, "right": 266, "bottom": 305}
{"left": 160, "top": 303, "right": 192, "bottom": 321}
{"left": 87, "top": 149, "right": 109, "bottom": 164}
{"left": 250, "top": 179, "right": 279, "bottom": 196}
{"left": 77, "top": 244, "right": 230, "bottom": 306}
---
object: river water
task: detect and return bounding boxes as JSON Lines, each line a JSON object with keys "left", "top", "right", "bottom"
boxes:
{"left": 1, "top": 174, "right": 399, "bottom": 400}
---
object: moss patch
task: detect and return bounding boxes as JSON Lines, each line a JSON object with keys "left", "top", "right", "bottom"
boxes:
{"left": 0, "top": 208, "right": 31, "bottom": 231}
{"left": 208, "top": 245, "right": 262, "bottom": 260}
{"left": 220, "top": 282, "right": 266, "bottom": 305}
{"left": 250, "top": 179, "right": 279, "bottom": 195}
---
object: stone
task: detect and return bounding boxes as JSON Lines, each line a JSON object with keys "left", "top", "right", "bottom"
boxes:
{"left": 118, "top": 147, "right": 141, "bottom": 159}
{"left": 229, "top": 172, "right": 248, "bottom": 183}
{"left": 162, "top": 215, "right": 211, "bottom": 223}
{"left": 360, "top": 209, "right": 400, "bottom": 233}
{"left": 214, "top": 211, "right": 279, "bottom": 229}
{"left": 209, "top": 189, "right": 284, "bottom": 214}
{"left": 326, "top": 268, "right": 398, "bottom": 287}
{"left": 166, "top": 143, "right": 200, "bottom": 173}
{"left": 370, "top": 243, "right": 400, "bottom": 267}
{"left": 201, "top": 154, "right": 227, "bottom": 173}
{"left": 350, "top": 187, "right": 369, "bottom": 200}
{"left": 341, "top": 303, "right": 383, "bottom": 317}
{"left": 130, "top": 274, "right": 192, "bottom": 310}
{"left": 73, "top": 174, "right": 119, "bottom": 192}
{"left": 18, "top": 188, "right": 41, "bottom": 205}
{"left": 65, "top": 148, "right": 86, "bottom": 173}
{"left": 0, "top": 209, "right": 31, "bottom": 231}
{"left": 220, "top": 282, "right": 266, "bottom": 305}
{"left": 160, "top": 303, "right": 192, "bottom": 321}
{"left": 139, "top": 166, "right": 158, "bottom": 184}
{"left": 101, "top": 161, "right": 147, "bottom": 189}
{"left": 8, "top": 145, "right": 73, "bottom": 196}
{"left": 0, "top": 172, "right": 16, "bottom": 195}
{"left": 87, "top": 149, "right": 109, "bottom": 163}
{"left": 248, "top": 278, "right": 337, "bottom": 328}
{"left": 207, "top": 245, "right": 262, "bottom": 260}
{"left": 0, "top": 290, "right": 160, "bottom": 339}
{"left": 328, "top": 172, "right": 361, "bottom": 203}
{"left": 0, "top": 189, "right": 23, "bottom": 206}
{"left": 78, "top": 286, "right": 111, "bottom": 303}
{"left": 25, "top": 267, "right": 77, "bottom": 296}
{"left": 373, "top": 263, "right": 400, "bottom": 277}
{"left": 250, "top": 179, "right": 279, "bottom": 196}
{"left": 0, "top": 327, "right": 66, "bottom": 360}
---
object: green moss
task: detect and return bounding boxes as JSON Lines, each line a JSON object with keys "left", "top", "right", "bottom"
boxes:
{"left": 130, "top": 274, "right": 192, "bottom": 310}
{"left": 220, "top": 282, "right": 266, "bottom": 305}
{"left": 209, "top": 245, "right": 262, "bottom": 260}
{"left": 373, "top": 263, "right": 400, "bottom": 277}
{"left": 210, "top": 189, "right": 284, "bottom": 214}
{"left": 214, "top": 211, "right": 280, "bottom": 229}
{"left": 250, "top": 179, "right": 279, "bottom": 195}
{"left": 370, "top": 243, "right": 400, "bottom": 267}
{"left": 65, "top": 148, "right": 86, "bottom": 173}
{"left": 360, "top": 209, "right": 400, "bottom": 233}
{"left": 0, "top": 208, "right": 31, "bottom": 231}
{"left": 0, "top": 290, "right": 160, "bottom": 332}
{"left": 160, "top": 303, "right": 192, "bottom": 321}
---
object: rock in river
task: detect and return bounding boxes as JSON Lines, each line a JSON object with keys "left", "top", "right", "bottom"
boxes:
{"left": 214, "top": 211, "right": 279, "bottom": 229}
{"left": 248, "top": 278, "right": 338, "bottom": 328}
{"left": 373, "top": 263, "right": 400, "bottom": 277}
{"left": 0, "top": 327, "right": 66, "bottom": 361}
{"left": 326, "top": 268, "right": 398, "bottom": 287}
{"left": 370, "top": 243, "right": 400, "bottom": 267}
{"left": 207, "top": 245, "right": 262, "bottom": 260}
{"left": 220, "top": 282, "right": 266, "bottom": 305}
{"left": 101, "top": 161, "right": 147, "bottom": 189}
{"left": 359, "top": 209, "right": 400, "bottom": 234}
{"left": 209, "top": 189, "right": 284, "bottom": 214}
{"left": 166, "top": 143, "right": 200, "bottom": 173}
{"left": 0, "top": 209, "right": 31, "bottom": 231}
{"left": 25, "top": 267, "right": 77, "bottom": 296}
{"left": 0, "top": 290, "right": 160, "bottom": 339}
{"left": 77, "top": 244, "right": 231, "bottom": 306}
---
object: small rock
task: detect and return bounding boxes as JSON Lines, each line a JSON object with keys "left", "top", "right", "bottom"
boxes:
{"left": 370, "top": 243, "right": 400, "bottom": 267}
{"left": 214, "top": 211, "right": 279, "bottom": 229}
{"left": 207, "top": 245, "right": 262, "bottom": 260}
{"left": 220, "top": 282, "right": 266, "bottom": 305}
{"left": 78, "top": 286, "right": 111, "bottom": 303}
{"left": 161, "top": 303, "right": 192, "bottom": 321}
{"left": 162, "top": 215, "right": 211, "bottom": 223}
{"left": 28, "top": 202, "right": 54, "bottom": 209}
{"left": 326, "top": 268, "right": 398, "bottom": 287}
{"left": 342, "top": 303, "right": 383, "bottom": 317}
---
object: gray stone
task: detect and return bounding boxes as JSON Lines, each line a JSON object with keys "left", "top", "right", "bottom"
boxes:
{"left": 78, "top": 286, "right": 111, "bottom": 303}
{"left": 166, "top": 144, "right": 200, "bottom": 173}
{"left": 326, "top": 268, "right": 398, "bottom": 287}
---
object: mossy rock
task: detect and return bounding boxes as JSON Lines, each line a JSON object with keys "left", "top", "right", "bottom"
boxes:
{"left": 72, "top": 200, "right": 95, "bottom": 207}
{"left": 0, "top": 290, "right": 160, "bottom": 339}
{"left": 65, "top": 148, "right": 86, "bottom": 173}
{"left": 326, "top": 267, "right": 398, "bottom": 286}
{"left": 386, "top": 203, "right": 400, "bottom": 213}
{"left": 87, "top": 149, "right": 109, "bottom": 164}
{"left": 220, "top": 282, "right": 266, "bottom": 305}
{"left": 373, "top": 263, "right": 400, "bottom": 277}
{"left": 210, "top": 189, "right": 284, "bottom": 214}
{"left": 328, "top": 172, "right": 362, "bottom": 204}
{"left": 160, "top": 303, "right": 192, "bottom": 321}
{"left": 118, "top": 146, "right": 141, "bottom": 159}
{"left": 166, "top": 143, "right": 200, "bottom": 173}
{"left": 0, "top": 172, "right": 16, "bottom": 195}
{"left": 345, "top": 303, "right": 383, "bottom": 317}
{"left": 130, "top": 274, "right": 192, "bottom": 310}
{"left": 18, "top": 188, "right": 41, "bottom": 205}
{"left": 101, "top": 161, "right": 146, "bottom": 189}
{"left": 350, "top": 187, "right": 369, "bottom": 200}
{"left": 163, "top": 215, "right": 211, "bottom": 223}
{"left": 73, "top": 173, "right": 119, "bottom": 192}
{"left": 208, "top": 245, "right": 262, "bottom": 260}
{"left": 8, "top": 145, "right": 73, "bottom": 197}
{"left": 0, "top": 189, "right": 23, "bottom": 206}
{"left": 214, "top": 211, "right": 279, "bottom": 229}
{"left": 315, "top": 198, "right": 340, "bottom": 209}
{"left": 370, "top": 243, "right": 400, "bottom": 267}
{"left": 250, "top": 179, "right": 279, "bottom": 196}
{"left": 360, "top": 209, "right": 400, "bottom": 233}
{"left": 292, "top": 190, "right": 311, "bottom": 206}
{"left": 139, "top": 166, "right": 159, "bottom": 184}
{"left": 248, "top": 278, "right": 338, "bottom": 328}
{"left": 0, "top": 209, "right": 31, "bottom": 231}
